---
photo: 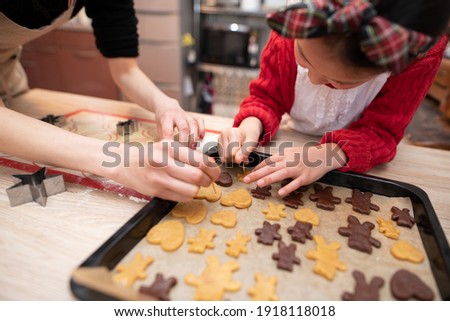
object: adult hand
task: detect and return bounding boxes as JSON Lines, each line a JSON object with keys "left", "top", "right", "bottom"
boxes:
{"left": 243, "top": 144, "right": 347, "bottom": 197}
{"left": 154, "top": 99, "right": 205, "bottom": 148}
{"left": 106, "top": 139, "right": 220, "bottom": 202}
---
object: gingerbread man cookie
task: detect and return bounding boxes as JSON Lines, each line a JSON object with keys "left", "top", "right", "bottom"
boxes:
{"left": 251, "top": 185, "right": 272, "bottom": 200}
{"left": 262, "top": 202, "right": 287, "bottom": 221}
{"left": 211, "top": 210, "right": 237, "bottom": 228}
{"left": 345, "top": 189, "right": 380, "bottom": 215}
{"left": 391, "top": 206, "right": 416, "bottom": 228}
{"left": 187, "top": 228, "right": 217, "bottom": 253}
{"left": 338, "top": 215, "right": 381, "bottom": 254}
{"left": 146, "top": 220, "right": 185, "bottom": 252}
{"left": 171, "top": 200, "right": 207, "bottom": 224}
{"left": 255, "top": 221, "right": 282, "bottom": 245}
{"left": 195, "top": 182, "right": 221, "bottom": 202}
{"left": 283, "top": 190, "right": 304, "bottom": 209}
{"left": 226, "top": 232, "right": 251, "bottom": 258}
{"left": 113, "top": 252, "right": 154, "bottom": 287}
{"left": 139, "top": 273, "right": 177, "bottom": 301}
{"left": 342, "top": 270, "right": 384, "bottom": 301}
{"left": 248, "top": 273, "right": 279, "bottom": 301}
{"left": 185, "top": 255, "right": 241, "bottom": 300}
{"left": 306, "top": 235, "right": 346, "bottom": 280}
{"left": 376, "top": 217, "right": 400, "bottom": 240}
{"left": 287, "top": 221, "right": 313, "bottom": 243}
{"left": 309, "top": 183, "right": 341, "bottom": 211}
{"left": 272, "top": 241, "right": 301, "bottom": 272}
{"left": 220, "top": 189, "right": 252, "bottom": 209}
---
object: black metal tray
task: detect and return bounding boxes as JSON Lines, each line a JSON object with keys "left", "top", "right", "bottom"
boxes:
{"left": 70, "top": 152, "right": 450, "bottom": 300}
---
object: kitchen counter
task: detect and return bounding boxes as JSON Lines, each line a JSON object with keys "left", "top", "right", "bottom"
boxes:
{"left": 0, "top": 89, "right": 449, "bottom": 300}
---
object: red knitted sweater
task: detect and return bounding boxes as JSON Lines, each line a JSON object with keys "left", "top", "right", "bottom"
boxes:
{"left": 233, "top": 32, "right": 447, "bottom": 173}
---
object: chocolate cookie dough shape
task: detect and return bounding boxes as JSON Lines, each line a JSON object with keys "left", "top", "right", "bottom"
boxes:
{"left": 272, "top": 241, "right": 301, "bottom": 272}
{"left": 139, "top": 273, "right": 177, "bottom": 301}
{"left": 309, "top": 183, "right": 341, "bottom": 211}
{"left": 171, "top": 200, "right": 207, "bottom": 224}
{"left": 287, "top": 221, "right": 313, "bottom": 243}
{"left": 225, "top": 232, "right": 251, "bottom": 258}
{"left": 251, "top": 185, "right": 272, "bottom": 200}
{"left": 220, "top": 189, "right": 252, "bottom": 209}
{"left": 187, "top": 227, "right": 217, "bottom": 253}
{"left": 255, "top": 221, "right": 282, "bottom": 245}
{"left": 283, "top": 190, "right": 304, "bottom": 209}
{"left": 342, "top": 270, "right": 384, "bottom": 301}
{"left": 195, "top": 182, "right": 221, "bottom": 202}
{"left": 211, "top": 210, "right": 237, "bottom": 228}
{"left": 345, "top": 189, "right": 380, "bottom": 214}
{"left": 306, "top": 235, "right": 346, "bottom": 280}
{"left": 185, "top": 255, "right": 241, "bottom": 301}
{"left": 376, "top": 217, "right": 400, "bottom": 239}
{"left": 338, "top": 215, "right": 381, "bottom": 254}
{"left": 146, "top": 220, "right": 185, "bottom": 251}
{"left": 248, "top": 273, "right": 279, "bottom": 301}
{"left": 391, "top": 206, "right": 416, "bottom": 228}
{"left": 215, "top": 171, "right": 233, "bottom": 187}
{"left": 113, "top": 252, "right": 154, "bottom": 287}
{"left": 390, "top": 240, "right": 425, "bottom": 263}
{"left": 390, "top": 269, "right": 434, "bottom": 300}
{"left": 262, "top": 202, "right": 287, "bottom": 221}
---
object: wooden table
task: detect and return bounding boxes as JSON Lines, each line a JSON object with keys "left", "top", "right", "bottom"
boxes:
{"left": 1, "top": 89, "right": 449, "bottom": 300}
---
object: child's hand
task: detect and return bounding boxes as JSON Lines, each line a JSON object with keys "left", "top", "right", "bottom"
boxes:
{"left": 243, "top": 144, "right": 347, "bottom": 196}
{"left": 217, "top": 117, "right": 263, "bottom": 164}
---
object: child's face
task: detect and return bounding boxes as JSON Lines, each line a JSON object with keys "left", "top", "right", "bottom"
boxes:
{"left": 294, "top": 39, "right": 381, "bottom": 89}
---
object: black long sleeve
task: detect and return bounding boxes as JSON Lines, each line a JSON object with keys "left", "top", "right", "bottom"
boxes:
{"left": 0, "top": 0, "right": 138, "bottom": 58}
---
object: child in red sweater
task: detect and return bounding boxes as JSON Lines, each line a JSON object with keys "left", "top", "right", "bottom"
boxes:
{"left": 218, "top": 0, "right": 450, "bottom": 197}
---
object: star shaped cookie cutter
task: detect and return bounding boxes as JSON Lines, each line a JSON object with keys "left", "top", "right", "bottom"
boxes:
{"left": 6, "top": 167, "right": 66, "bottom": 207}
{"left": 117, "top": 119, "right": 139, "bottom": 136}
{"left": 40, "top": 114, "right": 66, "bottom": 127}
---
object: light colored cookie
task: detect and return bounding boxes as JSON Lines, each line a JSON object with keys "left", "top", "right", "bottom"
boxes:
{"left": 294, "top": 208, "right": 320, "bottom": 226}
{"left": 306, "top": 235, "right": 346, "bottom": 280}
{"left": 220, "top": 189, "right": 252, "bottom": 209}
{"left": 187, "top": 227, "right": 217, "bottom": 253}
{"left": 248, "top": 272, "right": 279, "bottom": 301}
{"left": 171, "top": 200, "right": 207, "bottom": 224}
{"left": 185, "top": 255, "right": 241, "bottom": 300}
{"left": 211, "top": 210, "right": 237, "bottom": 228}
{"left": 376, "top": 217, "right": 400, "bottom": 240}
{"left": 262, "top": 202, "right": 287, "bottom": 221}
{"left": 195, "top": 182, "right": 222, "bottom": 202}
{"left": 113, "top": 252, "right": 153, "bottom": 287}
{"left": 225, "top": 232, "right": 251, "bottom": 258}
{"left": 237, "top": 169, "right": 252, "bottom": 182}
{"left": 146, "top": 220, "right": 185, "bottom": 251}
{"left": 391, "top": 240, "right": 425, "bottom": 263}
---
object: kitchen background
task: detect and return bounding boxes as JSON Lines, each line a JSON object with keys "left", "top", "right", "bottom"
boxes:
{"left": 19, "top": 0, "right": 450, "bottom": 148}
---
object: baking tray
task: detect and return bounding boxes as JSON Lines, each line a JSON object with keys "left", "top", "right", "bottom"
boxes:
{"left": 70, "top": 152, "right": 450, "bottom": 300}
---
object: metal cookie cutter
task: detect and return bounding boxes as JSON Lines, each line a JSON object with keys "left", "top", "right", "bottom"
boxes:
{"left": 116, "top": 119, "right": 139, "bottom": 136}
{"left": 6, "top": 167, "right": 66, "bottom": 207}
{"left": 40, "top": 114, "right": 66, "bottom": 127}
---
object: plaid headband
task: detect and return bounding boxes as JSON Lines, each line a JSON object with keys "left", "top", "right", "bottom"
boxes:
{"left": 267, "top": 0, "right": 436, "bottom": 74}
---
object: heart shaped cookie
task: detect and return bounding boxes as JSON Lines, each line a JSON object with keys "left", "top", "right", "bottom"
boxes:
{"left": 171, "top": 200, "right": 207, "bottom": 224}
{"left": 390, "top": 269, "right": 434, "bottom": 300}
{"left": 211, "top": 210, "right": 237, "bottom": 228}
{"left": 146, "top": 220, "right": 185, "bottom": 251}
{"left": 220, "top": 189, "right": 252, "bottom": 209}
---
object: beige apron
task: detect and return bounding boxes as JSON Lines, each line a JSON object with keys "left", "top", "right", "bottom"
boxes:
{"left": 0, "top": 0, "right": 76, "bottom": 105}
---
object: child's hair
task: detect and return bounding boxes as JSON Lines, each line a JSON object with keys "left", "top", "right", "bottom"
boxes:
{"left": 267, "top": 0, "right": 450, "bottom": 73}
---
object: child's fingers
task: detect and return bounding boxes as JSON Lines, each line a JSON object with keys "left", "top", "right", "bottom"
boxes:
{"left": 253, "top": 154, "right": 284, "bottom": 171}
{"left": 243, "top": 159, "right": 286, "bottom": 185}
